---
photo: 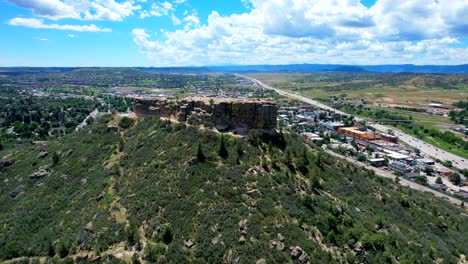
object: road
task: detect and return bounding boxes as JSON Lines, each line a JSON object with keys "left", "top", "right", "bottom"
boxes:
{"left": 324, "top": 150, "right": 467, "bottom": 208}
{"left": 76, "top": 109, "right": 99, "bottom": 131}
{"left": 238, "top": 74, "right": 468, "bottom": 170}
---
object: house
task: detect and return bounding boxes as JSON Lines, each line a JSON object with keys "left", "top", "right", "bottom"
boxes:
{"left": 384, "top": 150, "right": 409, "bottom": 161}
{"left": 418, "top": 159, "right": 435, "bottom": 166}
{"left": 405, "top": 172, "right": 421, "bottom": 179}
{"left": 389, "top": 161, "right": 411, "bottom": 173}
{"left": 301, "top": 132, "right": 323, "bottom": 143}
{"left": 369, "top": 158, "right": 385, "bottom": 167}
{"left": 430, "top": 183, "right": 448, "bottom": 191}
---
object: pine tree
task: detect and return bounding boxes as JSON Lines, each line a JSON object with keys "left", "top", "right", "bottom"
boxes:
{"left": 52, "top": 152, "right": 60, "bottom": 166}
{"left": 218, "top": 135, "right": 228, "bottom": 159}
{"left": 197, "top": 141, "right": 205, "bottom": 162}
{"left": 236, "top": 142, "right": 243, "bottom": 159}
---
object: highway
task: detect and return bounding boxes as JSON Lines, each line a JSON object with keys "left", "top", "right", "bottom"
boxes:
{"left": 238, "top": 74, "right": 468, "bottom": 170}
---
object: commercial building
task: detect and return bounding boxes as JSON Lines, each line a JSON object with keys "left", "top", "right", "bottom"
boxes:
{"left": 369, "top": 158, "right": 386, "bottom": 167}
{"left": 338, "top": 127, "right": 382, "bottom": 141}
{"left": 389, "top": 161, "right": 411, "bottom": 173}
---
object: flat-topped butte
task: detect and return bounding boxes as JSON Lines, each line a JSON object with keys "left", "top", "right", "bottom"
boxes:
{"left": 134, "top": 97, "right": 278, "bottom": 134}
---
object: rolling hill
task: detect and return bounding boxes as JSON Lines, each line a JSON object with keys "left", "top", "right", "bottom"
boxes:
{"left": 0, "top": 117, "right": 466, "bottom": 263}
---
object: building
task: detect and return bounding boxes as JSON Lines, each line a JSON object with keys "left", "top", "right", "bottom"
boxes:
{"left": 381, "top": 133, "right": 398, "bottom": 143}
{"left": 384, "top": 150, "right": 409, "bottom": 161}
{"left": 389, "top": 161, "right": 411, "bottom": 173}
{"left": 369, "top": 158, "right": 386, "bottom": 167}
{"left": 301, "top": 132, "right": 323, "bottom": 143}
{"left": 338, "top": 127, "right": 382, "bottom": 141}
{"left": 418, "top": 159, "right": 435, "bottom": 166}
{"left": 405, "top": 172, "right": 421, "bottom": 179}
{"left": 324, "top": 122, "right": 345, "bottom": 131}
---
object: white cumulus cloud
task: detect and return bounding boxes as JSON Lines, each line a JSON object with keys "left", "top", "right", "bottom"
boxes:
{"left": 7, "top": 0, "right": 141, "bottom": 21}
{"left": 132, "top": 0, "right": 468, "bottom": 66}
{"left": 8, "top": 17, "right": 112, "bottom": 32}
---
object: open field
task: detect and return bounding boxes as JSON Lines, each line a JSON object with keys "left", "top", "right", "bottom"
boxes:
{"left": 246, "top": 73, "right": 468, "bottom": 107}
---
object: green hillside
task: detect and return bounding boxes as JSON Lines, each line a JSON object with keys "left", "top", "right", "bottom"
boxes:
{"left": 0, "top": 117, "right": 466, "bottom": 263}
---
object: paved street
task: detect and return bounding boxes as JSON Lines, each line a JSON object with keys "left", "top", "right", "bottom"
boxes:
{"left": 325, "top": 149, "right": 467, "bottom": 208}
{"left": 238, "top": 74, "right": 468, "bottom": 170}
{"left": 76, "top": 109, "right": 99, "bottom": 131}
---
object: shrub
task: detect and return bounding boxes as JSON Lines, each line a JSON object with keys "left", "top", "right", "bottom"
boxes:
{"left": 162, "top": 228, "right": 173, "bottom": 245}
{"left": 196, "top": 141, "right": 206, "bottom": 162}
{"left": 56, "top": 240, "right": 69, "bottom": 258}
{"left": 131, "top": 253, "right": 141, "bottom": 264}
{"left": 144, "top": 243, "right": 166, "bottom": 262}
{"left": 126, "top": 223, "right": 140, "bottom": 246}
{"left": 362, "top": 233, "right": 385, "bottom": 251}
{"left": 218, "top": 135, "right": 228, "bottom": 159}
{"left": 449, "top": 173, "right": 461, "bottom": 185}
{"left": 52, "top": 152, "right": 60, "bottom": 166}
{"left": 119, "top": 117, "right": 135, "bottom": 129}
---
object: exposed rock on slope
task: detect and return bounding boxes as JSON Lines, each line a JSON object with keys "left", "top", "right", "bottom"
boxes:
{"left": 134, "top": 97, "right": 277, "bottom": 134}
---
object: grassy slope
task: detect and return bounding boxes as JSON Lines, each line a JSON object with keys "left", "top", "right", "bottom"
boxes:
{"left": 246, "top": 73, "right": 468, "bottom": 107}
{"left": 0, "top": 123, "right": 125, "bottom": 261}
{"left": 0, "top": 118, "right": 467, "bottom": 263}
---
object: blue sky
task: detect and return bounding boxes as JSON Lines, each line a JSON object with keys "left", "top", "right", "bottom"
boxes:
{"left": 0, "top": 0, "right": 467, "bottom": 66}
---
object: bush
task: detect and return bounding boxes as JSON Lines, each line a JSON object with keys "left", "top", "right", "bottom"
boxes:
{"left": 196, "top": 141, "right": 206, "bottom": 162}
{"left": 56, "top": 240, "right": 69, "bottom": 258}
{"left": 126, "top": 223, "right": 140, "bottom": 246}
{"left": 119, "top": 117, "right": 135, "bottom": 129}
{"left": 52, "top": 152, "right": 60, "bottom": 166}
{"left": 218, "top": 135, "right": 228, "bottom": 159}
{"left": 162, "top": 228, "right": 173, "bottom": 245}
{"left": 449, "top": 173, "right": 461, "bottom": 185}
{"left": 144, "top": 243, "right": 166, "bottom": 262}
{"left": 362, "top": 233, "right": 385, "bottom": 251}
{"left": 247, "top": 129, "right": 262, "bottom": 146}
{"left": 131, "top": 253, "right": 141, "bottom": 264}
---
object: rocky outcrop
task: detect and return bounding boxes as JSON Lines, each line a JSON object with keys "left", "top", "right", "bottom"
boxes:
{"left": 29, "top": 165, "right": 51, "bottom": 179}
{"left": 134, "top": 97, "right": 277, "bottom": 134}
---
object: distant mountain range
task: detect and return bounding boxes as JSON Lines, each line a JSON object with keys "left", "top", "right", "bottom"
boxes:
{"left": 0, "top": 64, "right": 467, "bottom": 75}
{"left": 203, "top": 64, "right": 468, "bottom": 74}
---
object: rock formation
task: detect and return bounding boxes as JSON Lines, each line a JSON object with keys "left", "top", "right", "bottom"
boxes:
{"left": 134, "top": 97, "right": 277, "bottom": 134}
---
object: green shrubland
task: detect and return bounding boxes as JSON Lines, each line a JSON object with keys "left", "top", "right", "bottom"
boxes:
{"left": 0, "top": 117, "right": 466, "bottom": 263}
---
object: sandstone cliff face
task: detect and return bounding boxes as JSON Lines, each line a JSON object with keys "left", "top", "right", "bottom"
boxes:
{"left": 134, "top": 97, "right": 277, "bottom": 134}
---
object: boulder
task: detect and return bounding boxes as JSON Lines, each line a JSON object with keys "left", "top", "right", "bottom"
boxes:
{"left": 256, "top": 258, "right": 266, "bottom": 264}
{"left": 85, "top": 221, "right": 93, "bottom": 232}
{"left": 29, "top": 165, "right": 50, "bottom": 179}
{"left": 298, "top": 252, "right": 309, "bottom": 263}
{"left": 291, "top": 246, "right": 303, "bottom": 259}
{"left": 38, "top": 151, "right": 48, "bottom": 159}
{"left": 238, "top": 236, "right": 246, "bottom": 244}
{"left": 277, "top": 233, "right": 285, "bottom": 242}
{"left": 276, "top": 242, "right": 285, "bottom": 252}
{"left": 184, "top": 240, "right": 194, "bottom": 248}
{"left": 2, "top": 160, "right": 15, "bottom": 167}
